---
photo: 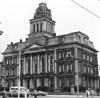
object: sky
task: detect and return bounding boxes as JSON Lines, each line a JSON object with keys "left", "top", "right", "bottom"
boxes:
{"left": 0, "top": 0, "right": 100, "bottom": 66}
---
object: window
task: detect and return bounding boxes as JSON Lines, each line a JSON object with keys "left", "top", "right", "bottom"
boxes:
{"left": 84, "top": 64, "right": 86, "bottom": 73}
{"left": 11, "top": 69, "right": 14, "bottom": 75}
{"left": 59, "top": 64, "right": 65, "bottom": 72}
{"left": 40, "top": 55, "right": 45, "bottom": 73}
{"left": 91, "top": 66, "right": 93, "bottom": 74}
{"left": 49, "top": 77, "right": 54, "bottom": 87}
{"left": 66, "top": 64, "right": 69, "bottom": 72}
{"left": 6, "top": 70, "right": 8, "bottom": 76}
{"left": 59, "top": 77, "right": 65, "bottom": 87}
{"left": 48, "top": 55, "right": 54, "bottom": 72}
{"left": 90, "top": 55, "right": 93, "bottom": 62}
{"left": 59, "top": 66, "right": 61, "bottom": 72}
{"left": 66, "top": 63, "right": 72, "bottom": 72}
{"left": 83, "top": 53, "right": 86, "bottom": 59}
{"left": 87, "top": 66, "right": 89, "bottom": 73}
{"left": 87, "top": 54, "right": 90, "bottom": 61}
{"left": 59, "top": 52, "right": 61, "bottom": 59}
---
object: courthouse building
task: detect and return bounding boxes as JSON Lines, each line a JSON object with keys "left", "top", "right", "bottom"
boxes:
{"left": 2, "top": 3, "right": 99, "bottom": 92}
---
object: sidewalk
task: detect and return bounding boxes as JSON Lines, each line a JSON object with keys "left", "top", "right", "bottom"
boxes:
{"left": 47, "top": 95, "right": 99, "bottom": 97}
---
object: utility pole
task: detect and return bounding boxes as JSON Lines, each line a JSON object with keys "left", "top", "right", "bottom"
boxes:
{"left": 77, "top": 68, "right": 79, "bottom": 97}
{"left": 18, "top": 51, "right": 21, "bottom": 98}
{"left": 34, "top": 56, "right": 37, "bottom": 98}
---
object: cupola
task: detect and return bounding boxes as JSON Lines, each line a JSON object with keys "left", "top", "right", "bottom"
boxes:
{"left": 28, "top": 2, "right": 56, "bottom": 39}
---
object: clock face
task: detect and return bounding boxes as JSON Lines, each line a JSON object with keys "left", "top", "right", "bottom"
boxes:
{"left": 36, "top": 10, "right": 41, "bottom": 17}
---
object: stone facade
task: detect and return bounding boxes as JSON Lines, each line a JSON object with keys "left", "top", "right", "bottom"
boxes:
{"left": 2, "top": 3, "right": 99, "bottom": 92}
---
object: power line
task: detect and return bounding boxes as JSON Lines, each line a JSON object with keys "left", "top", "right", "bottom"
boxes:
{"left": 71, "top": 0, "right": 100, "bottom": 19}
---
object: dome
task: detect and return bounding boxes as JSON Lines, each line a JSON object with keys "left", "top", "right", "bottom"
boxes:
{"left": 34, "top": 3, "right": 52, "bottom": 19}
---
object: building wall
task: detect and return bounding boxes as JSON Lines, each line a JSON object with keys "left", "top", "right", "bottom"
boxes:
{"left": 3, "top": 43, "right": 99, "bottom": 91}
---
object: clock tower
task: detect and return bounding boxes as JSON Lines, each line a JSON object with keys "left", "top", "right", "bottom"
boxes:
{"left": 28, "top": 3, "right": 56, "bottom": 39}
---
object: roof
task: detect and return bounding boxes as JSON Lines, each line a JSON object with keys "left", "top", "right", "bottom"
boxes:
{"left": 2, "top": 31, "right": 98, "bottom": 54}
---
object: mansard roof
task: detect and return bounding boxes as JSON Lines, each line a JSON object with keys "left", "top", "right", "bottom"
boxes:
{"left": 2, "top": 31, "right": 98, "bottom": 54}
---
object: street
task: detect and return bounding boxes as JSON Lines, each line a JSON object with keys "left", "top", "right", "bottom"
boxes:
{"left": 29, "top": 95, "right": 99, "bottom": 98}
{"left": 0, "top": 95, "right": 100, "bottom": 98}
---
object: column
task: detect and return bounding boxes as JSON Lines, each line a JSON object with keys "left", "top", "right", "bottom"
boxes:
{"left": 39, "top": 22, "right": 40, "bottom": 32}
{"left": 30, "top": 23, "right": 33, "bottom": 33}
{"left": 43, "top": 20, "right": 46, "bottom": 31}
{"left": 45, "top": 53, "right": 47, "bottom": 73}
{"left": 52, "top": 25, "right": 55, "bottom": 33}
{"left": 35, "top": 23, "right": 37, "bottom": 32}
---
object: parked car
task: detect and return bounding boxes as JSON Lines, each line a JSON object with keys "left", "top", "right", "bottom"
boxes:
{"left": 30, "top": 90, "right": 48, "bottom": 96}
{"left": 8, "top": 86, "right": 30, "bottom": 97}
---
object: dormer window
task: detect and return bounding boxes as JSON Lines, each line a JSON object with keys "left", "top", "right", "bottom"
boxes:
{"left": 67, "top": 51, "right": 71, "bottom": 58}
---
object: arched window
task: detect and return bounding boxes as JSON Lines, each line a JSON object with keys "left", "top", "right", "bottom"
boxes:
{"left": 40, "top": 55, "right": 45, "bottom": 73}
{"left": 49, "top": 77, "right": 54, "bottom": 87}
{"left": 33, "top": 56, "right": 38, "bottom": 73}
{"left": 59, "top": 77, "right": 64, "bottom": 87}
{"left": 26, "top": 57, "right": 31, "bottom": 74}
{"left": 48, "top": 55, "right": 54, "bottom": 72}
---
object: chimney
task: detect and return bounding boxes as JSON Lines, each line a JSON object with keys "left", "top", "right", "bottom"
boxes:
{"left": 20, "top": 39, "right": 22, "bottom": 43}
{"left": 11, "top": 42, "right": 13, "bottom": 45}
{"left": 26, "top": 38, "right": 28, "bottom": 41}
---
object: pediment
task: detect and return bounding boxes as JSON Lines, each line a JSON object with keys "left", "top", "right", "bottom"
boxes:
{"left": 28, "top": 44, "right": 42, "bottom": 49}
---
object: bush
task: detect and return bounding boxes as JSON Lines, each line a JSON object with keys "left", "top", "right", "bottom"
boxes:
{"left": 37, "top": 86, "right": 48, "bottom": 92}
{"left": 63, "top": 86, "right": 71, "bottom": 92}
{"left": 96, "top": 88, "right": 100, "bottom": 92}
{"left": 0, "top": 87, "right": 9, "bottom": 92}
{"left": 74, "top": 85, "right": 86, "bottom": 92}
